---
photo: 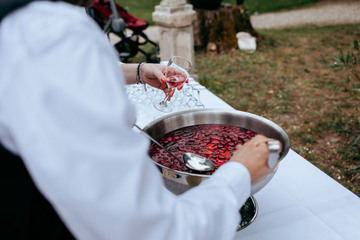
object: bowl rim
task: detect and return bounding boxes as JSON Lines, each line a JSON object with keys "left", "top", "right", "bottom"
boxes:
{"left": 143, "top": 108, "right": 290, "bottom": 178}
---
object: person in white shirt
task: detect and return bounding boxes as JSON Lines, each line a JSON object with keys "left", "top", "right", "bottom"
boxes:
{"left": 0, "top": 0, "right": 274, "bottom": 239}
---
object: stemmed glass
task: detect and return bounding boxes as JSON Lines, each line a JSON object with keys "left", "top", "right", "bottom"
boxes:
{"left": 191, "top": 84, "right": 206, "bottom": 108}
{"left": 153, "top": 56, "right": 192, "bottom": 113}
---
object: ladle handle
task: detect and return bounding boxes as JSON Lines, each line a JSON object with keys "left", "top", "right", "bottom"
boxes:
{"left": 134, "top": 124, "right": 182, "bottom": 162}
{"left": 267, "top": 140, "right": 281, "bottom": 168}
{"left": 229, "top": 140, "right": 281, "bottom": 169}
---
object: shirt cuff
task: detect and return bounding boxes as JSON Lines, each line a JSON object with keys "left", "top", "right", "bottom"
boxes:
{"left": 211, "top": 162, "right": 251, "bottom": 207}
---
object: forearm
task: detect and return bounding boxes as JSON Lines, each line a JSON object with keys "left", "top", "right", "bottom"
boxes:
{"left": 121, "top": 63, "right": 139, "bottom": 85}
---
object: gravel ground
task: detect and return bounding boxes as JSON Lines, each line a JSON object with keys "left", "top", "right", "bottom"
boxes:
{"left": 250, "top": 0, "right": 360, "bottom": 29}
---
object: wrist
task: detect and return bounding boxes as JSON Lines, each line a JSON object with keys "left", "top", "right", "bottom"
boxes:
{"left": 136, "top": 62, "right": 147, "bottom": 91}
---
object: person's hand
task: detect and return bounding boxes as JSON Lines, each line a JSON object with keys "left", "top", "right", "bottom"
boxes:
{"left": 230, "top": 135, "right": 280, "bottom": 185}
{"left": 164, "top": 65, "right": 189, "bottom": 91}
{"left": 140, "top": 63, "right": 188, "bottom": 100}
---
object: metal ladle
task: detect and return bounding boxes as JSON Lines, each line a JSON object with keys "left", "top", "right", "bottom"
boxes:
{"left": 134, "top": 124, "right": 215, "bottom": 172}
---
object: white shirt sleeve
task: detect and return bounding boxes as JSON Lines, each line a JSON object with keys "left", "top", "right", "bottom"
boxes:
{"left": 0, "top": 2, "right": 251, "bottom": 240}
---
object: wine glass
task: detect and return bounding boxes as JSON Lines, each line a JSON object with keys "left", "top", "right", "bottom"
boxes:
{"left": 190, "top": 83, "right": 206, "bottom": 108}
{"left": 153, "top": 56, "right": 192, "bottom": 112}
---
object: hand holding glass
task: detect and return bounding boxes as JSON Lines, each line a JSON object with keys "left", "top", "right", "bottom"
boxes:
{"left": 153, "top": 56, "right": 192, "bottom": 112}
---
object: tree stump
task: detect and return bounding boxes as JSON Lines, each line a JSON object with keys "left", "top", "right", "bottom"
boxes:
{"left": 192, "top": 4, "right": 259, "bottom": 54}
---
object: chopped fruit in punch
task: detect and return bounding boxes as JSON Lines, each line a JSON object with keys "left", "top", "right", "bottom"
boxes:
{"left": 149, "top": 124, "right": 257, "bottom": 174}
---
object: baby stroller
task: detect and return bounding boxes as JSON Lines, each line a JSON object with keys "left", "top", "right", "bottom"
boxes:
{"left": 87, "top": 0, "right": 159, "bottom": 63}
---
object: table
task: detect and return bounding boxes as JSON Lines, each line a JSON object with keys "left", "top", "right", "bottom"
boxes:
{"left": 128, "top": 81, "right": 360, "bottom": 240}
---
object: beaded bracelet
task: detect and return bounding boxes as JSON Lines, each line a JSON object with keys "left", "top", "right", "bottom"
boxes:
{"left": 137, "top": 62, "right": 147, "bottom": 92}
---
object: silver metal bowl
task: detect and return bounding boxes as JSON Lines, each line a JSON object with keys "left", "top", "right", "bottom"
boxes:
{"left": 143, "top": 108, "right": 290, "bottom": 196}
{"left": 238, "top": 196, "right": 258, "bottom": 231}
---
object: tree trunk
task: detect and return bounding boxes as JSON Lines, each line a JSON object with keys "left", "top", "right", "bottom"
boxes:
{"left": 192, "top": 4, "right": 259, "bottom": 54}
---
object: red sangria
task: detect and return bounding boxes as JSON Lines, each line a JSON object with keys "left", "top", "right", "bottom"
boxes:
{"left": 166, "top": 75, "right": 186, "bottom": 89}
{"left": 149, "top": 124, "right": 257, "bottom": 174}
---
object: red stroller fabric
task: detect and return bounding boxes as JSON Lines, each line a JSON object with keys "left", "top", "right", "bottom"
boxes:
{"left": 89, "top": 0, "right": 159, "bottom": 62}
{"left": 91, "top": 0, "right": 148, "bottom": 32}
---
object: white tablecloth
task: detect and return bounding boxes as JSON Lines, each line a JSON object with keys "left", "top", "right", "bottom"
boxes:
{"left": 130, "top": 83, "right": 360, "bottom": 240}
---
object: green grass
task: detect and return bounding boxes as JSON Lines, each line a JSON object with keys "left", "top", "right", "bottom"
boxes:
{"left": 116, "top": 0, "right": 159, "bottom": 25}
{"left": 225, "top": 0, "right": 320, "bottom": 14}
{"left": 118, "top": 0, "right": 320, "bottom": 25}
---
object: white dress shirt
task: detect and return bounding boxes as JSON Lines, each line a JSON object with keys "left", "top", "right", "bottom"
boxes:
{"left": 0, "top": 1, "right": 251, "bottom": 239}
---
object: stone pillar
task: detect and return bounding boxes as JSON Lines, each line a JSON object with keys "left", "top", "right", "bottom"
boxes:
{"left": 152, "top": 0, "right": 196, "bottom": 72}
